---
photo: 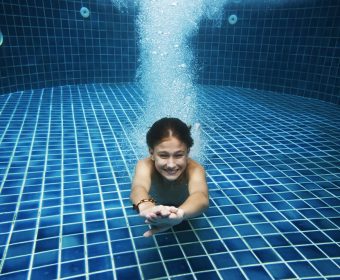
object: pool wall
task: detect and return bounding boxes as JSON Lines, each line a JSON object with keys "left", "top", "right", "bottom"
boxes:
{"left": 0, "top": 0, "right": 339, "bottom": 104}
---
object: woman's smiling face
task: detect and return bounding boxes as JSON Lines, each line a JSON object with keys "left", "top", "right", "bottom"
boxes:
{"left": 150, "top": 136, "right": 189, "bottom": 182}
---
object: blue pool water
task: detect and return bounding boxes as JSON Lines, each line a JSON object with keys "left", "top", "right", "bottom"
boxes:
{"left": 0, "top": 84, "right": 339, "bottom": 279}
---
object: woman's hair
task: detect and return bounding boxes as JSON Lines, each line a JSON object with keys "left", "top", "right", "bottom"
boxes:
{"left": 146, "top": 117, "right": 193, "bottom": 149}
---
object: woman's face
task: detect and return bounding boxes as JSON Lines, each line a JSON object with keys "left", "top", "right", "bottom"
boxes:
{"left": 150, "top": 136, "right": 189, "bottom": 181}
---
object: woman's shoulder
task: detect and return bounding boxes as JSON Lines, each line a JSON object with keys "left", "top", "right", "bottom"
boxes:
{"left": 137, "top": 157, "right": 152, "bottom": 165}
{"left": 136, "top": 157, "right": 154, "bottom": 171}
{"left": 187, "top": 158, "right": 205, "bottom": 173}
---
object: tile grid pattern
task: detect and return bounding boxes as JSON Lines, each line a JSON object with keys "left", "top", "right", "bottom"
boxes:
{"left": 0, "top": 84, "right": 339, "bottom": 279}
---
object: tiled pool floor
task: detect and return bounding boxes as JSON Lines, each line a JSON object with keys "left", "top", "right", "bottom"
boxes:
{"left": 0, "top": 84, "right": 339, "bottom": 279}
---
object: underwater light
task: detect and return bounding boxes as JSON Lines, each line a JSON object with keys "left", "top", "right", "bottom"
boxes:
{"left": 228, "top": 14, "right": 238, "bottom": 25}
{"left": 80, "top": 7, "right": 90, "bottom": 18}
{"left": 0, "top": 31, "right": 3, "bottom": 46}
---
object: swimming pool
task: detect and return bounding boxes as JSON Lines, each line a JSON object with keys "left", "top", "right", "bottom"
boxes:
{"left": 0, "top": 83, "right": 339, "bottom": 279}
{"left": 1, "top": 0, "right": 340, "bottom": 279}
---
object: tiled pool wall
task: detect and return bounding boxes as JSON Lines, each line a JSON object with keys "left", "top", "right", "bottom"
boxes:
{"left": 0, "top": 0, "right": 339, "bottom": 104}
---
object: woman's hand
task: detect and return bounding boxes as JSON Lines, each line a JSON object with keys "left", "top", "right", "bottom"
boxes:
{"left": 141, "top": 205, "right": 184, "bottom": 237}
{"left": 141, "top": 205, "right": 173, "bottom": 220}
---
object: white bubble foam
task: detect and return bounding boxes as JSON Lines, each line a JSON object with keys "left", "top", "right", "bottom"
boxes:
{"left": 123, "top": 0, "right": 233, "bottom": 160}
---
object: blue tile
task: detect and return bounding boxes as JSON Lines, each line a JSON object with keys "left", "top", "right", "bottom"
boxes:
{"left": 0, "top": 233, "right": 9, "bottom": 246}
{"left": 160, "top": 245, "right": 184, "bottom": 260}
{"left": 0, "top": 270, "right": 29, "bottom": 280}
{"left": 60, "top": 259, "right": 86, "bottom": 278}
{"left": 219, "top": 268, "right": 246, "bottom": 280}
{"left": 86, "top": 220, "right": 106, "bottom": 232}
{"left": 273, "top": 221, "right": 298, "bottom": 233}
{"left": 265, "top": 263, "right": 296, "bottom": 279}
{"left": 6, "top": 242, "right": 34, "bottom": 258}
{"left": 2, "top": 255, "right": 31, "bottom": 273}
{"left": 211, "top": 253, "right": 236, "bottom": 269}
{"left": 13, "top": 219, "right": 37, "bottom": 231}
{"left": 35, "top": 237, "right": 59, "bottom": 252}
{"left": 33, "top": 250, "right": 59, "bottom": 267}
{"left": 284, "top": 232, "right": 311, "bottom": 245}
{"left": 39, "top": 216, "right": 60, "bottom": 227}
{"left": 134, "top": 236, "right": 156, "bottom": 250}
{"left": 141, "top": 262, "right": 166, "bottom": 279}
{"left": 116, "top": 267, "right": 142, "bottom": 280}
{"left": 311, "top": 218, "right": 338, "bottom": 230}
{"left": 236, "top": 204, "right": 258, "bottom": 213}
{"left": 111, "top": 239, "right": 133, "bottom": 253}
{"left": 89, "top": 271, "right": 114, "bottom": 280}
{"left": 275, "top": 247, "right": 304, "bottom": 262}
{"left": 253, "top": 248, "right": 282, "bottom": 263}
{"left": 182, "top": 243, "right": 206, "bottom": 257}
{"left": 0, "top": 245, "right": 4, "bottom": 259}
{"left": 188, "top": 256, "right": 214, "bottom": 271}
{"left": 196, "top": 270, "right": 220, "bottom": 280}
{"left": 255, "top": 202, "right": 276, "bottom": 212}
{"left": 253, "top": 223, "right": 278, "bottom": 234}
{"left": 196, "top": 228, "right": 218, "bottom": 240}
{"left": 108, "top": 228, "right": 130, "bottom": 240}
{"left": 318, "top": 244, "right": 340, "bottom": 258}
{"left": 227, "top": 214, "right": 248, "bottom": 225}
{"left": 243, "top": 265, "right": 273, "bottom": 280}
{"left": 233, "top": 250, "right": 259, "bottom": 266}
{"left": 264, "top": 234, "right": 290, "bottom": 247}
{"left": 220, "top": 206, "right": 240, "bottom": 215}
{"left": 62, "top": 246, "right": 85, "bottom": 262}
{"left": 87, "top": 231, "right": 108, "bottom": 244}
{"left": 137, "top": 248, "right": 161, "bottom": 264}
{"left": 325, "top": 230, "right": 340, "bottom": 242}
{"left": 244, "top": 236, "right": 269, "bottom": 249}
{"left": 62, "top": 234, "right": 84, "bottom": 248}
{"left": 289, "top": 261, "right": 321, "bottom": 278}
{"left": 297, "top": 245, "right": 327, "bottom": 259}
{"left": 62, "top": 223, "right": 83, "bottom": 235}
{"left": 88, "top": 255, "right": 113, "bottom": 272}
{"left": 310, "top": 260, "right": 340, "bottom": 276}
{"left": 247, "top": 214, "right": 266, "bottom": 223}
{"left": 165, "top": 259, "right": 191, "bottom": 275}
{"left": 223, "top": 238, "right": 248, "bottom": 251}
{"left": 176, "top": 231, "right": 199, "bottom": 243}
{"left": 0, "top": 222, "right": 12, "bottom": 233}
{"left": 216, "top": 226, "right": 238, "bottom": 238}
{"left": 31, "top": 264, "right": 58, "bottom": 279}
{"left": 235, "top": 224, "right": 258, "bottom": 236}
{"left": 203, "top": 240, "right": 227, "bottom": 254}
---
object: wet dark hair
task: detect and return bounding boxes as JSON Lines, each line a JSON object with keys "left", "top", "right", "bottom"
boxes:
{"left": 146, "top": 117, "right": 193, "bottom": 149}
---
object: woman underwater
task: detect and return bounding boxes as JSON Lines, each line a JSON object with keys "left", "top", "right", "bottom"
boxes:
{"left": 130, "top": 117, "right": 209, "bottom": 237}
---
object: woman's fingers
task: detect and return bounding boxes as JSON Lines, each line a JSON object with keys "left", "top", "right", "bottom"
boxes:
{"left": 143, "top": 225, "right": 172, "bottom": 237}
{"left": 169, "top": 206, "right": 178, "bottom": 213}
{"left": 169, "top": 212, "right": 177, "bottom": 219}
{"left": 151, "top": 205, "right": 171, "bottom": 217}
{"left": 143, "top": 205, "right": 182, "bottom": 227}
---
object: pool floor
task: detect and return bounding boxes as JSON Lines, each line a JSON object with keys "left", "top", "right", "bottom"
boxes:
{"left": 0, "top": 84, "right": 339, "bottom": 279}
